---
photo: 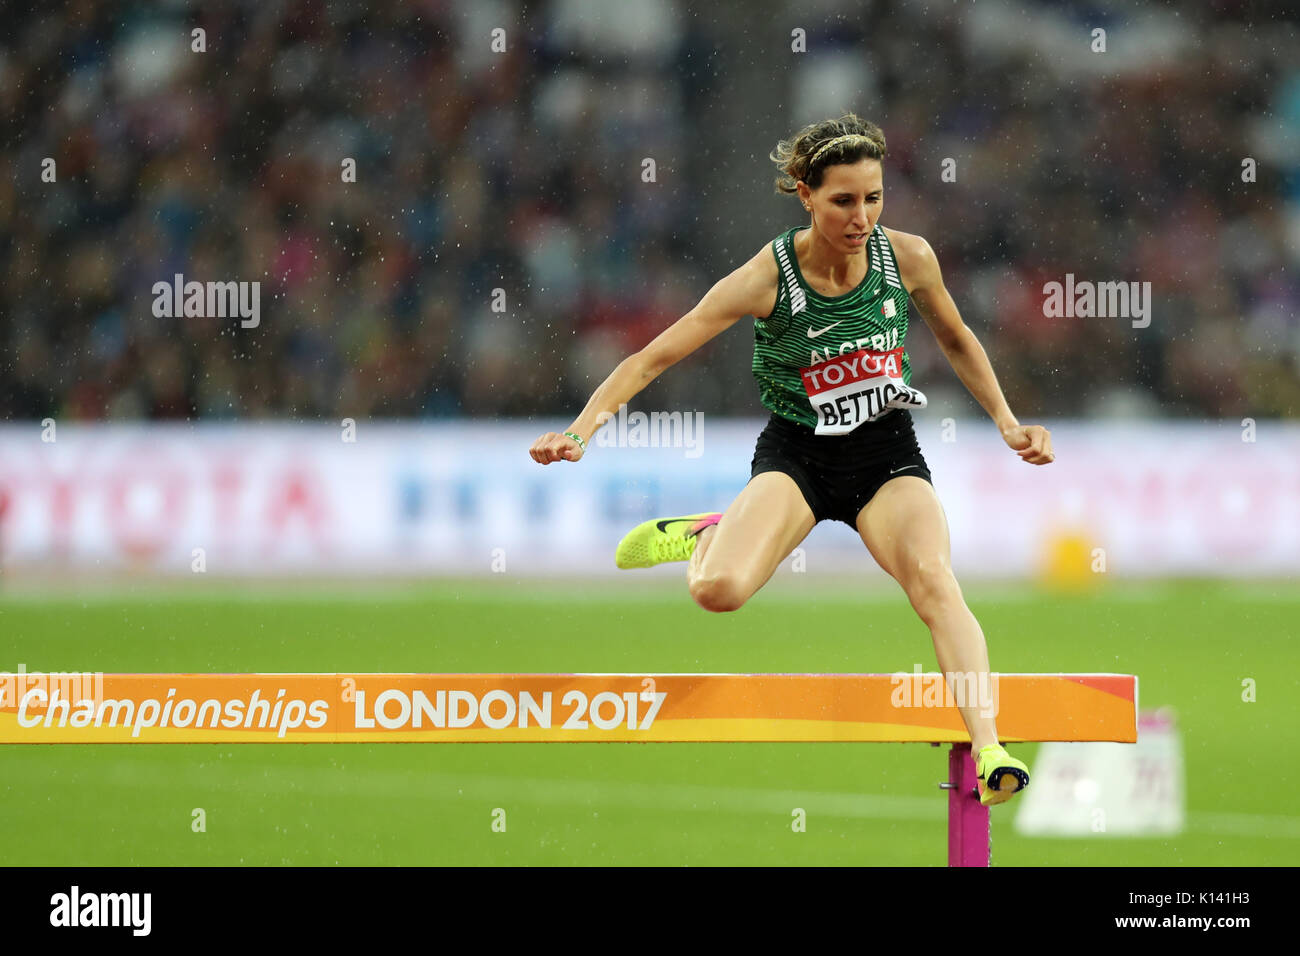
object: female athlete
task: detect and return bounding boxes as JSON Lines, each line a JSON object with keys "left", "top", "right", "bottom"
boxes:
{"left": 528, "top": 113, "right": 1053, "bottom": 806}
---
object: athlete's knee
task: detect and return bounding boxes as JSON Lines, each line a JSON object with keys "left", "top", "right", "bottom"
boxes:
{"left": 689, "top": 572, "right": 749, "bottom": 613}
{"left": 901, "top": 558, "right": 962, "bottom": 623}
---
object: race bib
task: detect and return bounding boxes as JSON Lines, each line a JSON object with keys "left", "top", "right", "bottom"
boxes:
{"left": 800, "top": 347, "right": 927, "bottom": 435}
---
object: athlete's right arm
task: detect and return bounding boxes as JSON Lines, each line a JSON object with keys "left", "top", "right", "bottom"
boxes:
{"left": 529, "top": 247, "right": 778, "bottom": 464}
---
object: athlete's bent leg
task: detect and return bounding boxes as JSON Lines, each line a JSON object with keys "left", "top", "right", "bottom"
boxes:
{"left": 855, "top": 477, "right": 1000, "bottom": 753}
{"left": 688, "top": 472, "right": 816, "bottom": 613}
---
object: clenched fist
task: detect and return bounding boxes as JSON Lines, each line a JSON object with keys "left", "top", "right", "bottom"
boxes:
{"left": 1001, "top": 424, "right": 1054, "bottom": 465}
{"left": 529, "top": 431, "right": 584, "bottom": 464}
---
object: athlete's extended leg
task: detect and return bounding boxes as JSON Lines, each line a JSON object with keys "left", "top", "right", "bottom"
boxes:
{"left": 687, "top": 472, "right": 816, "bottom": 613}
{"left": 856, "top": 476, "right": 1028, "bottom": 803}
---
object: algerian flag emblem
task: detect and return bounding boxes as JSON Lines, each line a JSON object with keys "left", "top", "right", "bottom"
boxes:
{"left": 882, "top": 299, "right": 896, "bottom": 318}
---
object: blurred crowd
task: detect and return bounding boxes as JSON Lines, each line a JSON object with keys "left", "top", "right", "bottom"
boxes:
{"left": 1, "top": 0, "right": 1297, "bottom": 423}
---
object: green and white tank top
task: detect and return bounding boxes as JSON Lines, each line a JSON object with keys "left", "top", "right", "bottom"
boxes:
{"left": 753, "top": 224, "right": 926, "bottom": 433}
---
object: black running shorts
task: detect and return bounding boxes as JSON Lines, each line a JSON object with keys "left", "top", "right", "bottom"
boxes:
{"left": 749, "top": 408, "right": 933, "bottom": 527}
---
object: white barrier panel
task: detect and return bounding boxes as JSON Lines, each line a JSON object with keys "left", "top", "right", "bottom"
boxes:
{"left": 0, "top": 418, "right": 1296, "bottom": 577}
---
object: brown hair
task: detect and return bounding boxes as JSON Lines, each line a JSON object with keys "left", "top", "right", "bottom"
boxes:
{"left": 770, "top": 112, "right": 886, "bottom": 195}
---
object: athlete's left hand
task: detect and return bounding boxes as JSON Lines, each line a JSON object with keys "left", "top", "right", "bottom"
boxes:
{"left": 1001, "top": 424, "right": 1054, "bottom": 465}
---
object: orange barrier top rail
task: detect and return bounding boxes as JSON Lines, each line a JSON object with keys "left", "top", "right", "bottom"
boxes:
{"left": 0, "top": 672, "right": 1137, "bottom": 744}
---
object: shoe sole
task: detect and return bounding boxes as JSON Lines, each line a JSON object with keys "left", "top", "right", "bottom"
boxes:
{"left": 978, "top": 767, "right": 1030, "bottom": 806}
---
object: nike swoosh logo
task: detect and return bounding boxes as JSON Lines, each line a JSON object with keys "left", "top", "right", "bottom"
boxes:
{"left": 655, "top": 518, "right": 697, "bottom": 534}
{"left": 806, "top": 321, "right": 843, "bottom": 339}
{"left": 889, "top": 465, "right": 918, "bottom": 475}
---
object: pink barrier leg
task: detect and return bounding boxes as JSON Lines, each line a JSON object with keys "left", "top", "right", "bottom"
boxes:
{"left": 946, "top": 743, "right": 990, "bottom": 866}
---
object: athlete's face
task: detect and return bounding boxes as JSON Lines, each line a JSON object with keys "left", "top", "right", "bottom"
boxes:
{"left": 800, "top": 159, "right": 883, "bottom": 253}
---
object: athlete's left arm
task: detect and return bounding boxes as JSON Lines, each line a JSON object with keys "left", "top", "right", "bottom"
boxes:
{"left": 889, "top": 229, "right": 1054, "bottom": 465}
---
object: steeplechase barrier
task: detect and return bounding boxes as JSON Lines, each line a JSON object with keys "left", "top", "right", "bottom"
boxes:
{"left": 1, "top": 672, "right": 1138, "bottom": 866}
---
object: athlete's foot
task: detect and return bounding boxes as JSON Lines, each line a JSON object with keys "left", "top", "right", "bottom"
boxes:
{"left": 615, "top": 513, "right": 721, "bottom": 569}
{"left": 974, "top": 743, "right": 1030, "bottom": 807}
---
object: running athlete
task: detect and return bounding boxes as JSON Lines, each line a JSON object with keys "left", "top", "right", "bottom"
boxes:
{"left": 528, "top": 114, "right": 1053, "bottom": 806}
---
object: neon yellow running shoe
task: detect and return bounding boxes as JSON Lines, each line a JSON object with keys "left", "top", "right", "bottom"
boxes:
{"left": 975, "top": 744, "right": 1030, "bottom": 807}
{"left": 615, "top": 513, "right": 721, "bottom": 569}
